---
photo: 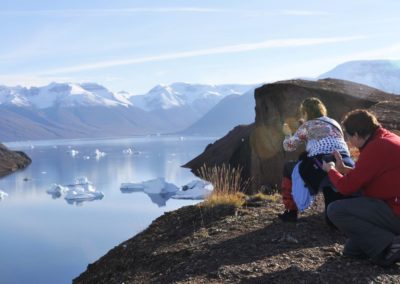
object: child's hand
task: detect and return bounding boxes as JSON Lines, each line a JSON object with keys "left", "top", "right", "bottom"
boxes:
{"left": 322, "top": 160, "right": 335, "bottom": 172}
{"left": 282, "top": 123, "right": 292, "bottom": 136}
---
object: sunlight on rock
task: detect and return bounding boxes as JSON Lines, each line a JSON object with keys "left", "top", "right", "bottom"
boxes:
{"left": 250, "top": 125, "right": 282, "bottom": 159}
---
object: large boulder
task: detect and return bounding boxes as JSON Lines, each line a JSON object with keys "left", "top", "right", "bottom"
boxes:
{"left": 184, "top": 78, "right": 400, "bottom": 193}
{"left": 0, "top": 143, "right": 31, "bottom": 177}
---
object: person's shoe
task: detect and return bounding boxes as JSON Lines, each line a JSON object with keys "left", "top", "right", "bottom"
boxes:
{"left": 343, "top": 239, "right": 368, "bottom": 259}
{"left": 278, "top": 210, "right": 298, "bottom": 222}
{"left": 324, "top": 214, "right": 338, "bottom": 230}
{"left": 377, "top": 236, "right": 400, "bottom": 267}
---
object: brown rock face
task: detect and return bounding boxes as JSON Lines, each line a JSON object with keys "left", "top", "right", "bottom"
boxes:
{"left": 184, "top": 78, "right": 400, "bottom": 193}
{"left": 0, "top": 143, "right": 31, "bottom": 177}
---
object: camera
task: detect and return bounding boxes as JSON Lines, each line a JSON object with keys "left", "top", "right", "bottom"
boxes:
{"left": 322, "top": 154, "right": 336, "bottom": 163}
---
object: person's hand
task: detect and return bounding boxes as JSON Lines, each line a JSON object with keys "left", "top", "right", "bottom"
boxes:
{"left": 333, "top": 150, "right": 346, "bottom": 173}
{"left": 322, "top": 160, "right": 335, "bottom": 172}
{"left": 282, "top": 123, "right": 292, "bottom": 136}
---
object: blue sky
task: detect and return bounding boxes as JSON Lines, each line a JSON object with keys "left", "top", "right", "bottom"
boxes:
{"left": 1, "top": 0, "right": 400, "bottom": 94}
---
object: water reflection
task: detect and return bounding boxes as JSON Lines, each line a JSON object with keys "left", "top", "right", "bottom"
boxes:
{"left": 120, "top": 190, "right": 176, "bottom": 207}
{"left": 0, "top": 136, "right": 216, "bottom": 284}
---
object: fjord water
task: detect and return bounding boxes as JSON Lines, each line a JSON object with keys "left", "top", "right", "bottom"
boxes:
{"left": 0, "top": 136, "right": 216, "bottom": 284}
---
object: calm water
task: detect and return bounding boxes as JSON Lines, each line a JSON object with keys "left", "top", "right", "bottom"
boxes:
{"left": 0, "top": 136, "right": 216, "bottom": 284}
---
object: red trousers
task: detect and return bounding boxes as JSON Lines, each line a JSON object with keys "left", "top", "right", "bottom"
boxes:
{"left": 281, "top": 177, "right": 298, "bottom": 211}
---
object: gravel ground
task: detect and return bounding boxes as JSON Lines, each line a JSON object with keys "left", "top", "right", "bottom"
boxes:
{"left": 74, "top": 195, "right": 400, "bottom": 284}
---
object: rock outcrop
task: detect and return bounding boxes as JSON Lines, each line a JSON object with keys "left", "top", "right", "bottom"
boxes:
{"left": 0, "top": 143, "right": 31, "bottom": 177}
{"left": 184, "top": 78, "right": 400, "bottom": 192}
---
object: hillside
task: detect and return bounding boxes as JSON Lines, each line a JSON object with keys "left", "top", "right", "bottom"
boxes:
{"left": 180, "top": 88, "right": 256, "bottom": 136}
{"left": 73, "top": 196, "right": 400, "bottom": 283}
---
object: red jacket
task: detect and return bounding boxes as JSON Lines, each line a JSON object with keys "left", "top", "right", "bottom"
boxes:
{"left": 328, "top": 127, "right": 400, "bottom": 215}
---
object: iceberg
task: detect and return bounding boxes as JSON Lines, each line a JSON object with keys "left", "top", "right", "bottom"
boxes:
{"left": 122, "top": 148, "right": 140, "bottom": 155}
{"left": 120, "top": 178, "right": 179, "bottom": 207}
{"left": 0, "top": 190, "right": 9, "bottom": 200}
{"left": 47, "top": 184, "right": 69, "bottom": 199}
{"left": 94, "top": 149, "right": 106, "bottom": 159}
{"left": 121, "top": 177, "right": 179, "bottom": 194}
{"left": 122, "top": 148, "right": 133, "bottom": 155}
{"left": 172, "top": 180, "right": 213, "bottom": 200}
{"left": 69, "top": 149, "right": 79, "bottom": 157}
{"left": 120, "top": 178, "right": 214, "bottom": 206}
{"left": 46, "top": 177, "right": 104, "bottom": 205}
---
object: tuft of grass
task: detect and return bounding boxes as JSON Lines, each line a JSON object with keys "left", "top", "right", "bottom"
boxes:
{"left": 205, "top": 191, "right": 246, "bottom": 207}
{"left": 250, "top": 192, "right": 281, "bottom": 203}
{"left": 197, "top": 164, "right": 250, "bottom": 207}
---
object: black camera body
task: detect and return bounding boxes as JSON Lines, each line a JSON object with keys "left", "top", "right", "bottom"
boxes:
{"left": 321, "top": 154, "right": 336, "bottom": 163}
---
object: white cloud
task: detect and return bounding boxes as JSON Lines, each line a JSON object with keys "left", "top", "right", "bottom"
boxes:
{"left": 37, "top": 36, "right": 364, "bottom": 75}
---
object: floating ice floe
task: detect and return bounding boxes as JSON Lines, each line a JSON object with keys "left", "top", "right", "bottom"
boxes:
{"left": 83, "top": 155, "right": 91, "bottom": 160}
{"left": 120, "top": 178, "right": 214, "bottom": 206}
{"left": 47, "top": 184, "right": 69, "bottom": 198}
{"left": 94, "top": 149, "right": 106, "bottom": 159}
{"left": 0, "top": 190, "right": 9, "bottom": 200}
{"left": 46, "top": 177, "right": 104, "bottom": 205}
{"left": 69, "top": 149, "right": 79, "bottom": 157}
{"left": 122, "top": 148, "right": 133, "bottom": 155}
{"left": 172, "top": 180, "right": 213, "bottom": 200}
{"left": 121, "top": 178, "right": 178, "bottom": 207}
{"left": 122, "top": 148, "right": 141, "bottom": 155}
{"left": 121, "top": 177, "right": 178, "bottom": 194}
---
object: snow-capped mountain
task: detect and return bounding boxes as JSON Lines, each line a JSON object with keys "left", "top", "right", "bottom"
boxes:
{"left": 0, "top": 82, "right": 256, "bottom": 141}
{"left": 318, "top": 60, "right": 400, "bottom": 94}
{"left": 0, "top": 82, "right": 131, "bottom": 109}
{"left": 130, "top": 82, "right": 255, "bottom": 114}
{"left": 129, "top": 82, "right": 256, "bottom": 132}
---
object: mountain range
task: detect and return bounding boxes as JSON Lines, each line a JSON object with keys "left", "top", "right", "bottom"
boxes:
{"left": 1, "top": 59, "right": 400, "bottom": 142}
{"left": 0, "top": 82, "right": 255, "bottom": 141}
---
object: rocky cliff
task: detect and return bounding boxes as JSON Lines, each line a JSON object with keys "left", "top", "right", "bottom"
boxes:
{"left": 0, "top": 143, "right": 31, "bottom": 177}
{"left": 184, "top": 78, "right": 400, "bottom": 192}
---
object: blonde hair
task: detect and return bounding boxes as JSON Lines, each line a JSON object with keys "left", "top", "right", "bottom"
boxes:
{"left": 299, "top": 97, "right": 327, "bottom": 120}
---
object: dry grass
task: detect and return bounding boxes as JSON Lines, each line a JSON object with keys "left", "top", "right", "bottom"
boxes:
{"left": 250, "top": 192, "right": 281, "bottom": 203}
{"left": 197, "top": 164, "right": 250, "bottom": 207}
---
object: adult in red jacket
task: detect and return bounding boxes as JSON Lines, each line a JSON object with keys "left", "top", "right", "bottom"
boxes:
{"left": 323, "top": 109, "right": 400, "bottom": 267}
